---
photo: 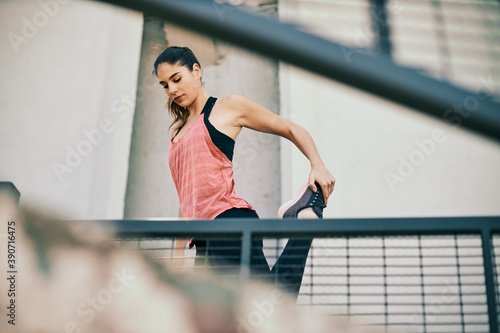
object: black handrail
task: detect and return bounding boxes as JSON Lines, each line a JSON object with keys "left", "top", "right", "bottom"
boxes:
{"left": 92, "top": 0, "right": 500, "bottom": 141}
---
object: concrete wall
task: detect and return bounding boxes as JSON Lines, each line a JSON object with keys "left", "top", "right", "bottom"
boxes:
{"left": 279, "top": 0, "right": 500, "bottom": 218}
{"left": 0, "top": 1, "right": 282, "bottom": 220}
{"left": 0, "top": 0, "right": 142, "bottom": 219}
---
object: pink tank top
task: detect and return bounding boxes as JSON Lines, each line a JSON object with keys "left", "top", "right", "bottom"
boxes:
{"left": 168, "top": 96, "right": 254, "bottom": 220}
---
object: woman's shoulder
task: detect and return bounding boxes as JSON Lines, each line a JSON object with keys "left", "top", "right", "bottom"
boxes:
{"left": 216, "top": 94, "right": 257, "bottom": 118}
{"left": 217, "top": 94, "right": 254, "bottom": 108}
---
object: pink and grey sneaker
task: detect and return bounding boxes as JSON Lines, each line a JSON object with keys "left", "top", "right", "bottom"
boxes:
{"left": 277, "top": 181, "right": 327, "bottom": 219}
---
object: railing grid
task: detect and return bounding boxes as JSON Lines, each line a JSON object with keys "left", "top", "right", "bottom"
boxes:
{"left": 104, "top": 221, "right": 500, "bottom": 333}
{"left": 258, "top": 234, "right": 489, "bottom": 332}
{"left": 490, "top": 234, "right": 500, "bottom": 332}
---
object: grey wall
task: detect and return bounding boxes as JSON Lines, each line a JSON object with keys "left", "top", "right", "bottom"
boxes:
{"left": 0, "top": 1, "right": 282, "bottom": 221}
{"left": 0, "top": 0, "right": 142, "bottom": 219}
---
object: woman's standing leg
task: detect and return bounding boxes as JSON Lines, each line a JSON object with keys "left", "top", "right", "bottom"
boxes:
{"left": 270, "top": 238, "right": 313, "bottom": 300}
{"left": 193, "top": 208, "right": 271, "bottom": 283}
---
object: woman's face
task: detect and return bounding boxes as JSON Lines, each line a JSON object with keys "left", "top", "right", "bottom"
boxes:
{"left": 157, "top": 62, "right": 201, "bottom": 107}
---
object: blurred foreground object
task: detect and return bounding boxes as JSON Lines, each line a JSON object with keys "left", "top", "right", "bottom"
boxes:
{"left": 0, "top": 189, "right": 382, "bottom": 333}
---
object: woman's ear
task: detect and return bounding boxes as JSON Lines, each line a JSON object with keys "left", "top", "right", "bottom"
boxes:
{"left": 192, "top": 63, "right": 201, "bottom": 79}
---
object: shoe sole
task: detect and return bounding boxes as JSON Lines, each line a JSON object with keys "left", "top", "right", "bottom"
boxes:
{"left": 277, "top": 181, "right": 310, "bottom": 219}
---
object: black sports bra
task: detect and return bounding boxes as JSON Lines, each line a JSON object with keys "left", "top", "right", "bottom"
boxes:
{"left": 174, "top": 96, "right": 235, "bottom": 161}
{"left": 202, "top": 97, "right": 235, "bottom": 161}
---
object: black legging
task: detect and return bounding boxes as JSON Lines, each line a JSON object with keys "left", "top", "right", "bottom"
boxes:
{"left": 193, "top": 208, "right": 313, "bottom": 301}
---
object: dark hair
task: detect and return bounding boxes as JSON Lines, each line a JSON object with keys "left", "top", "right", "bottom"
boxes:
{"left": 152, "top": 46, "right": 204, "bottom": 136}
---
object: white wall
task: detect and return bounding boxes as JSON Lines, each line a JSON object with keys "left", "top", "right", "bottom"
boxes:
{"left": 0, "top": 0, "right": 142, "bottom": 219}
{"left": 279, "top": 0, "right": 500, "bottom": 218}
{"left": 283, "top": 65, "right": 500, "bottom": 218}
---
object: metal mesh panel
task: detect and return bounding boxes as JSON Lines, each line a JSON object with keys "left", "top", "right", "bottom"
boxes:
{"left": 261, "top": 234, "right": 489, "bottom": 332}
{"left": 284, "top": 0, "right": 500, "bottom": 98}
{"left": 109, "top": 229, "right": 499, "bottom": 332}
{"left": 387, "top": 0, "right": 500, "bottom": 94}
{"left": 491, "top": 234, "right": 500, "bottom": 332}
{"left": 114, "top": 236, "right": 247, "bottom": 281}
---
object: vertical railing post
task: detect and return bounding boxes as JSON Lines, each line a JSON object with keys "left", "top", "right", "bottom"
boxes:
{"left": 240, "top": 230, "right": 252, "bottom": 282}
{"left": 482, "top": 228, "right": 499, "bottom": 332}
{"left": 0, "top": 182, "right": 20, "bottom": 205}
{"left": 370, "top": 0, "right": 392, "bottom": 57}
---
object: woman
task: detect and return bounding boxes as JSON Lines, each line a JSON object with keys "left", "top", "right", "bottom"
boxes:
{"left": 153, "top": 46, "right": 335, "bottom": 300}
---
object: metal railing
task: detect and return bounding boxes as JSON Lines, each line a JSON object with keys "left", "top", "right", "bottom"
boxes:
{"left": 92, "top": 0, "right": 500, "bottom": 142}
{"left": 68, "top": 216, "right": 500, "bottom": 332}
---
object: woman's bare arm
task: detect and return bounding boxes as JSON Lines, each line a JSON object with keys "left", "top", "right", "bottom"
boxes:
{"left": 225, "top": 94, "right": 336, "bottom": 204}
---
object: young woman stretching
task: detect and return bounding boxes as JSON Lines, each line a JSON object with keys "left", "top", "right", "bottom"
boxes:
{"left": 153, "top": 46, "right": 335, "bottom": 301}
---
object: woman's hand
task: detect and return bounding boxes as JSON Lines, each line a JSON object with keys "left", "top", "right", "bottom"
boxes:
{"left": 308, "top": 163, "right": 335, "bottom": 205}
